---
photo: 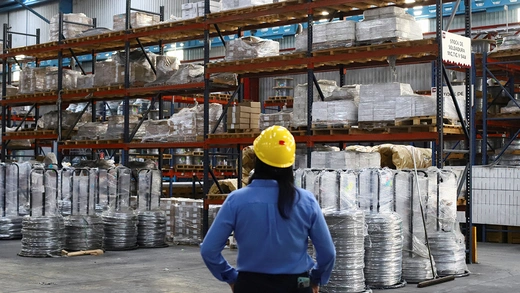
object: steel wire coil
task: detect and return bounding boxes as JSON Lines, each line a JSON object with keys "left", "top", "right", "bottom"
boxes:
{"left": 428, "top": 231, "right": 468, "bottom": 276}
{"left": 137, "top": 210, "right": 167, "bottom": 248}
{"left": 401, "top": 253, "right": 435, "bottom": 283}
{"left": 322, "top": 210, "right": 368, "bottom": 293}
{"left": 102, "top": 212, "right": 138, "bottom": 251}
{"left": 364, "top": 213, "right": 404, "bottom": 288}
{"left": 0, "top": 217, "right": 23, "bottom": 239}
{"left": 19, "top": 216, "right": 63, "bottom": 257}
{"left": 64, "top": 215, "right": 104, "bottom": 251}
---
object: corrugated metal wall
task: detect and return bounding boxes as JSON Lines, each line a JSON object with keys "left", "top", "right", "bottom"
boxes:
{"left": 72, "top": 0, "right": 189, "bottom": 29}
{"left": 3, "top": 2, "right": 58, "bottom": 47}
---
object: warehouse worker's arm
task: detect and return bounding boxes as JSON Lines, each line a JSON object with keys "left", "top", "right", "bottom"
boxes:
{"left": 308, "top": 201, "right": 336, "bottom": 286}
{"left": 200, "top": 195, "right": 238, "bottom": 284}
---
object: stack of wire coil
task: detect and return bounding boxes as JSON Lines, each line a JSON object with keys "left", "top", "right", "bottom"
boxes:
{"left": 0, "top": 217, "right": 23, "bottom": 239}
{"left": 102, "top": 212, "right": 138, "bottom": 250}
{"left": 137, "top": 210, "right": 167, "bottom": 248}
{"left": 428, "top": 230, "right": 468, "bottom": 277}
{"left": 64, "top": 215, "right": 104, "bottom": 251}
{"left": 364, "top": 212, "right": 405, "bottom": 289}
{"left": 322, "top": 210, "right": 367, "bottom": 293}
{"left": 19, "top": 216, "right": 63, "bottom": 257}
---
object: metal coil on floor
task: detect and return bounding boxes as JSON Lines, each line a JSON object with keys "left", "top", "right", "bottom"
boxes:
{"left": 0, "top": 217, "right": 23, "bottom": 240}
{"left": 102, "top": 212, "right": 138, "bottom": 251}
{"left": 64, "top": 215, "right": 104, "bottom": 251}
{"left": 322, "top": 210, "right": 367, "bottom": 293}
{"left": 364, "top": 213, "right": 404, "bottom": 289}
{"left": 19, "top": 216, "right": 63, "bottom": 257}
{"left": 428, "top": 231, "right": 468, "bottom": 276}
{"left": 137, "top": 210, "right": 167, "bottom": 248}
{"left": 402, "top": 252, "right": 435, "bottom": 283}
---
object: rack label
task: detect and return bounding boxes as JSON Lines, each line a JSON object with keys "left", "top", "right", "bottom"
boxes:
{"left": 442, "top": 31, "right": 471, "bottom": 68}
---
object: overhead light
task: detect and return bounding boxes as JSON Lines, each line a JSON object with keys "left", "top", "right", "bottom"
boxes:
{"left": 321, "top": 11, "right": 329, "bottom": 16}
{"left": 405, "top": 0, "right": 415, "bottom": 3}
{"left": 15, "top": 55, "right": 25, "bottom": 59}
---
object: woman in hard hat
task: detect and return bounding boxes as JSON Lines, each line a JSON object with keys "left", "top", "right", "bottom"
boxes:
{"left": 201, "top": 125, "right": 336, "bottom": 293}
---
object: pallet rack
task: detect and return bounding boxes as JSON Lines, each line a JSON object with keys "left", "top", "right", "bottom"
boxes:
{"left": 0, "top": 0, "right": 474, "bottom": 261}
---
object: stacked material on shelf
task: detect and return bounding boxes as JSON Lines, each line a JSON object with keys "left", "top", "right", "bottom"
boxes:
{"left": 225, "top": 36, "right": 279, "bottom": 61}
{"left": 93, "top": 52, "right": 156, "bottom": 87}
{"left": 168, "top": 108, "right": 198, "bottom": 141}
{"left": 113, "top": 11, "right": 160, "bottom": 30}
{"left": 36, "top": 110, "right": 92, "bottom": 131}
{"left": 72, "top": 122, "right": 108, "bottom": 140}
{"left": 145, "top": 55, "right": 180, "bottom": 86}
{"left": 75, "top": 27, "right": 113, "bottom": 38}
{"left": 49, "top": 13, "right": 93, "bottom": 41}
{"left": 492, "top": 35, "right": 520, "bottom": 52}
{"left": 344, "top": 151, "right": 381, "bottom": 170}
{"left": 396, "top": 93, "right": 466, "bottom": 121}
{"left": 394, "top": 171, "right": 436, "bottom": 283}
{"left": 2, "top": 84, "right": 19, "bottom": 96}
{"left": 182, "top": 1, "right": 221, "bottom": 19}
{"left": 19, "top": 67, "right": 57, "bottom": 94}
{"left": 43, "top": 69, "right": 79, "bottom": 92}
{"left": 500, "top": 98, "right": 520, "bottom": 114}
{"left": 358, "top": 82, "right": 414, "bottom": 126}
{"left": 312, "top": 100, "right": 358, "bottom": 126}
{"left": 227, "top": 101, "right": 261, "bottom": 131}
{"left": 356, "top": 6, "right": 423, "bottom": 44}
{"left": 292, "top": 80, "right": 337, "bottom": 127}
{"left": 76, "top": 74, "right": 94, "bottom": 89}
{"left": 294, "top": 144, "right": 308, "bottom": 170}
{"left": 222, "top": 0, "right": 273, "bottom": 11}
{"left": 259, "top": 110, "right": 292, "bottom": 130}
{"left": 328, "top": 84, "right": 361, "bottom": 102}
{"left": 102, "top": 115, "right": 141, "bottom": 140}
{"left": 196, "top": 103, "right": 224, "bottom": 135}
{"left": 426, "top": 168, "right": 469, "bottom": 276}
{"left": 211, "top": 72, "right": 239, "bottom": 86}
{"left": 495, "top": 139, "right": 520, "bottom": 166}
{"left": 345, "top": 144, "right": 431, "bottom": 170}
{"left": 295, "top": 20, "right": 356, "bottom": 52}
{"left": 142, "top": 119, "right": 170, "bottom": 142}
{"left": 311, "top": 151, "right": 348, "bottom": 169}
{"left": 166, "top": 64, "right": 204, "bottom": 85}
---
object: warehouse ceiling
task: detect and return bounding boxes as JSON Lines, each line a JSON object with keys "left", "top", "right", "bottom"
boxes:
{"left": 0, "top": 0, "right": 56, "bottom": 12}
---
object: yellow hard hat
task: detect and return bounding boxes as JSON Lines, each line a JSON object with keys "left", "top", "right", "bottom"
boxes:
{"left": 253, "top": 125, "right": 295, "bottom": 168}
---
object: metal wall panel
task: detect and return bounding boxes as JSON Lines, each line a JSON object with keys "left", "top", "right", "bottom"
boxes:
{"left": 73, "top": 0, "right": 189, "bottom": 29}
{"left": 428, "top": 8, "right": 520, "bottom": 31}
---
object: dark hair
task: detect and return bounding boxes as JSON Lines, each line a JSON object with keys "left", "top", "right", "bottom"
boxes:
{"left": 249, "top": 158, "right": 296, "bottom": 219}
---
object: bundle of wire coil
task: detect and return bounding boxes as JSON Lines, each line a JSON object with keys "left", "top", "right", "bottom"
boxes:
{"left": 19, "top": 216, "right": 63, "bottom": 257}
{"left": 428, "top": 230, "right": 468, "bottom": 276}
{"left": 64, "top": 215, "right": 104, "bottom": 251}
{"left": 137, "top": 210, "right": 167, "bottom": 248}
{"left": 364, "top": 212, "right": 404, "bottom": 289}
{"left": 401, "top": 235, "right": 435, "bottom": 283}
{"left": 0, "top": 217, "right": 23, "bottom": 239}
{"left": 102, "top": 211, "right": 138, "bottom": 250}
{"left": 322, "top": 210, "right": 367, "bottom": 293}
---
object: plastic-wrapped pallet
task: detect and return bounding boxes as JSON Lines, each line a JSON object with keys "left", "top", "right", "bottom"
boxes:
{"left": 102, "top": 115, "right": 140, "bottom": 140}
{"left": 225, "top": 36, "right": 279, "bottom": 61}
{"left": 358, "top": 82, "right": 414, "bottom": 125}
{"left": 93, "top": 61, "right": 155, "bottom": 87}
{"left": 146, "top": 55, "right": 180, "bottom": 87}
{"left": 317, "top": 170, "right": 340, "bottom": 211}
{"left": 492, "top": 35, "right": 520, "bottom": 52}
{"left": 294, "top": 144, "right": 307, "bottom": 170}
{"left": 172, "top": 198, "right": 203, "bottom": 245}
{"left": 358, "top": 168, "right": 395, "bottom": 213}
{"left": 113, "top": 12, "right": 160, "bottom": 30}
{"left": 49, "top": 13, "right": 93, "bottom": 41}
{"left": 222, "top": 0, "right": 273, "bottom": 11}
{"left": 19, "top": 67, "right": 57, "bottom": 94}
{"left": 292, "top": 80, "right": 338, "bottom": 127}
{"left": 182, "top": 1, "right": 221, "bottom": 19}
{"left": 299, "top": 169, "right": 321, "bottom": 197}
{"left": 344, "top": 150, "right": 381, "bottom": 170}
{"left": 356, "top": 7, "right": 423, "bottom": 43}
{"left": 166, "top": 64, "right": 204, "bottom": 85}
{"left": 77, "top": 74, "right": 94, "bottom": 89}
{"left": 168, "top": 108, "right": 198, "bottom": 141}
{"left": 259, "top": 110, "right": 292, "bottom": 130}
{"left": 196, "top": 103, "right": 224, "bottom": 135}
{"left": 37, "top": 110, "right": 92, "bottom": 131}
{"left": 311, "top": 151, "right": 347, "bottom": 169}
{"left": 327, "top": 84, "right": 360, "bottom": 102}
{"left": 311, "top": 100, "right": 358, "bottom": 126}
{"left": 295, "top": 20, "right": 356, "bottom": 52}
{"left": 395, "top": 94, "right": 466, "bottom": 121}
{"left": 142, "top": 119, "right": 170, "bottom": 142}
{"left": 72, "top": 122, "right": 108, "bottom": 140}
{"left": 43, "top": 69, "right": 79, "bottom": 91}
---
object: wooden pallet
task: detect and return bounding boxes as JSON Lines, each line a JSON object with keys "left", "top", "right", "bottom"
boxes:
{"left": 227, "top": 128, "right": 260, "bottom": 134}
{"left": 311, "top": 124, "right": 352, "bottom": 135}
{"left": 348, "top": 127, "right": 389, "bottom": 135}
{"left": 494, "top": 112, "right": 520, "bottom": 118}
{"left": 395, "top": 116, "right": 459, "bottom": 127}
{"left": 215, "top": 165, "right": 237, "bottom": 172}
{"left": 4, "top": 129, "right": 55, "bottom": 136}
{"left": 174, "top": 164, "right": 204, "bottom": 172}
{"left": 387, "top": 125, "right": 463, "bottom": 135}
{"left": 7, "top": 91, "right": 57, "bottom": 100}
{"left": 358, "top": 121, "right": 394, "bottom": 130}
{"left": 135, "top": 154, "right": 173, "bottom": 160}
{"left": 94, "top": 85, "right": 125, "bottom": 92}
{"left": 208, "top": 131, "right": 260, "bottom": 139}
{"left": 206, "top": 194, "right": 228, "bottom": 201}
{"left": 267, "top": 96, "right": 293, "bottom": 101}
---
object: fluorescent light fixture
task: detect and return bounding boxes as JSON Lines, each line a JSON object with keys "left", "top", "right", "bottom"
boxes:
{"left": 321, "top": 11, "right": 329, "bottom": 16}
{"left": 405, "top": 0, "right": 415, "bottom": 3}
{"left": 15, "top": 55, "right": 25, "bottom": 59}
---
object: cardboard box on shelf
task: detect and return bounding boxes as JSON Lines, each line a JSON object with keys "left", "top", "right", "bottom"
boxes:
{"left": 239, "top": 101, "right": 261, "bottom": 109}
{"left": 228, "top": 117, "right": 250, "bottom": 124}
{"left": 227, "top": 111, "right": 251, "bottom": 119}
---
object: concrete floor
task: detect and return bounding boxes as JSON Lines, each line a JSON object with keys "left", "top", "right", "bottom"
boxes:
{"left": 0, "top": 240, "right": 519, "bottom": 293}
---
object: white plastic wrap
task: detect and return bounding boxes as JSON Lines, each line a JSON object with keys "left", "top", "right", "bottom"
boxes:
{"left": 318, "top": 170, "right": 340, "bottom": 212}
{"left": 358, "top": 82, "right": 414, "bottom": 123}
{"left": 328, "top": 85, "right": 360, "bottom": 102}
{"left": 395, "top": 94, "right": 466, "bottom": 121}
{"left": 295, "top": 20, "right": 356, "bottom": 52}
{"left": 356, "top": 14, "right": 423, "bottom": 43}
{"left": 168, "top": 108, "right": 198, "bottom": 141}
{"left": 76, "top": 74, "right": 94, "bottom": 89}
{"left": 172, "top": 198, "right": 203, "bottom": 245}
{"left": 113, "top": 12, "right": 160, "bottom": 30}
{"left": 358, "top": 168, "right": 395, "bottom": 213}
{"left": 225, "top": 36, "right": 279, "bottom": 61}
{"left": 292, "top": 80, "right": 338, "bottom": 127}
{"left": 339, "top": 170, "right": 359, "bottom": 211}
{"left": 301, "top": 169, "right": 320, "bottom": 197}
{"left": 363, "top": 6, "right": 408, "bottom": 21}
{"left": 49, "top": 13, "right": 93, "bottom": 41}
{"left": 311, "top": 100, "right": 358, "bottom": 126}
{"left": 182, "top": 1, "right": 221, "bottom": 19}
{"left": 493, "top": 35, "right": 520, "bottom": 52}
{"left": 344, "top": 150, "right": 381, "bottom": 170}
{"left": 146, "top": 55, "right": 180, "bottom": 86}
{"left": 222, "top": 0, "right": 273, "bottom": 11}
{"left": 137, "top": 169, "right": 162, "bottom": 211}
{"left": 43, "top": 69, "right": 79, "bottom": 91}
{"left": 103, "top": 115, "right": 140, "bottom": 140}
{"left": 29, "top": 168, "right": 59, "bottom": 217}
{"left": 311, "top": 151, "right": 347, "bottom": 169}
{"left": 19, "top": 67, "right": 57, "bottom": 94}
{"left": 142, "top": 119, "right": 170, "bottom": 142}
{"left": 166, "top": 64, "right": 204, "bottom": 85}
{"left": 196, "top": 103, "right": 224, "bottom": 135}
{"left": 73, "top": 122, "right": 108, "bottom": 140}
{"left": 37, "top": 110, "right": 92, "bottom": 131}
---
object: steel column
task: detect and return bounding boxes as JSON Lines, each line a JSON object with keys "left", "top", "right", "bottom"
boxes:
{"left": 435, "top": 0, "right": 444, "bottom": 168}
{"left": 464, "top": 0, "right": 473, "bottom": 264}
{"left": 202, "top": 0, "right": 211, "bottom": 238}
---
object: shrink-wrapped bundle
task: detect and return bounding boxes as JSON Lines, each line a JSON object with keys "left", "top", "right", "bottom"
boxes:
{"left": 225, "top": 36, "right": 279, "bottom": 61}
{"left": 50, "top": 13, "right": 93, "bottom": 41}
{"left": 113, "top": 12, "right": 160, "bottom": 30}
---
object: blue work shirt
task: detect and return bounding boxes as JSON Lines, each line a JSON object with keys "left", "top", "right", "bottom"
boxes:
{"left": 200, "top": 179, "right": 336, "bottom": 285}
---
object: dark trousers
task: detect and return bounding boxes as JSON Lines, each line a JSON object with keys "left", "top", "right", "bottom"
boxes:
{"left": 234, "top": 271, "right": 312, "bottom": 293}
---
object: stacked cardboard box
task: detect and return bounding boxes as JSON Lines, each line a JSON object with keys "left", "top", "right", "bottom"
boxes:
{"left": 222, "top": 0, "right": 273, "bottom": 11}
{"left": 311, "top": 100, "right": 358, "bottom": 126}
{"left": 356, "top": 7, "right": 423, "bottom": 43}
{"left": 295, "top": 20, "right": 356, "bottom": 51}
{"left": 259, "top": 110, "right": 292, "bottom": 130}
{"left": 358, "top": 83, "right": 414, "bottom": 124}
{"left": 182, "top": 1, "right": 221, "bottom": 19}
{"left": 227, "top": 101, "right": 261, "bottom": 131}
{"left": 50, "top": 13, "right": 93, "bottom": 41}
{"left": 395, "top": 94, "right": 466, "bottom": 121}
{"left": 113, "top": 12, "right": 160, "bottom": 31}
